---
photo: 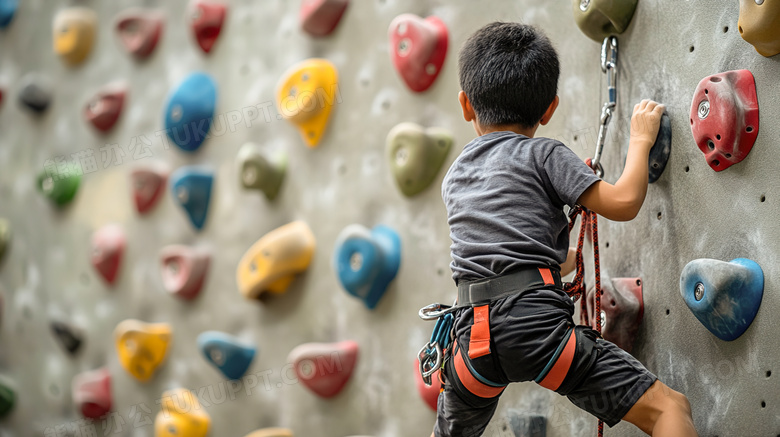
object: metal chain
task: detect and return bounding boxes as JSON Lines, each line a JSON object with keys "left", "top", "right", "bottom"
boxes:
{"left": 591, "top": 36, "right": 618, "bottom": 178}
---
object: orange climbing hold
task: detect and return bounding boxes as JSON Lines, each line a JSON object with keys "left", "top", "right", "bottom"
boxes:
{"left": 244, "top": 428, "right": 294, "bottom": 437}
{"left": 738, "top": 0, "right": 780, "bottom": 57}
{"left": 237, "top": 221, "right": 316, "bottom": 300}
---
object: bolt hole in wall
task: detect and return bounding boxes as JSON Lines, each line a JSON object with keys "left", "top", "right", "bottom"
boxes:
{"left": 684, "top": 165, "right": 690, "bottom": 173}
{"left": 690, "top": 45, "right": 695, "bottom": 52}
{"left": 605, "top": 241, "right": 609, "bottom": 248}
{"left": 767, "top": 370, "right": 772, "bottom": 378}
{"left": 724, "top": 26, "right": 729, "bottom": 33}
{"left": 666, "top": 309, "right": 670, "bottom": 315}
{"left": 761, "top": 401, "right": 766, "bottom": 408}
{"left": 657, "top": 212, "right": 662, "bottom": 220}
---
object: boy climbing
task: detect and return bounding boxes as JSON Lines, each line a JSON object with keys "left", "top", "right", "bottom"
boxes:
{"left": 430, "top": 22, "right": 697, "bottom": 436}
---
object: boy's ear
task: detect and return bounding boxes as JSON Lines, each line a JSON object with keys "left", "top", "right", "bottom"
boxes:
{"left": 539, "top": 95, "right": 560, "bottom": 126}
{"left": 458, "top": 91, "right": 477, "bottom": 123}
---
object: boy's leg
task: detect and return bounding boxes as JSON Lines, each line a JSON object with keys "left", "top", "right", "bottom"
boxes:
{"left": 563, "top": 338, "right": 697, "bottom": 436}
{"left": 621, "top": 380, "right": 697, "bottom": 437}
{"left": 433, "top": 382, "right": 500, "bottom": 437}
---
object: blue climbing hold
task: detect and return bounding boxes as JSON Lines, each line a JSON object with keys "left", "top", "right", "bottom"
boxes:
{"left": 334, "top": 224, "right": 401, "bottom": 310}
{"left": 0, "top": 0, "right": 17, "bottom": 29}
{"left": 197, "top": 331, "right": 256, "bottom": 380}
{"left": 163, "top": 72, "right": 217, "bottom": 152}
{"left": 170, "top": 167, "right": 213, "bottom": 231}
{"left": 680, "top": 258, "right": 763, "bottom": 341}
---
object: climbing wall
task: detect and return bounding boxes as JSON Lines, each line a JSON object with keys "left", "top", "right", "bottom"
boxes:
{"left": 0, "top": 0, "right": 779, "bottom": 436}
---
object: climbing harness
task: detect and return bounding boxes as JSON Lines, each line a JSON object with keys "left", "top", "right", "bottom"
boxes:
{"left": 591, "top": 36, "right": 618, "bottom": 178}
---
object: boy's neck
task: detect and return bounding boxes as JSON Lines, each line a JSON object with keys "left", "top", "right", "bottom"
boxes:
{"left": 475, "top": 121, "right": 539, "bottom": 138}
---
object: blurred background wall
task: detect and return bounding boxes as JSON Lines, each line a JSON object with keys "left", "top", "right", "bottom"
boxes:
{"left": 0, "top": 0, "right": 778, "bottom": 436}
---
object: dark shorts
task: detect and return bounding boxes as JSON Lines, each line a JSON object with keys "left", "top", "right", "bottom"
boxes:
{"left": 434, "top": 286, "right": 657, "bottom": 437}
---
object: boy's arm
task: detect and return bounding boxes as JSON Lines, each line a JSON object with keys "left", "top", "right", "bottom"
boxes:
{"left": 577, "top": 100, "right": 665, "bottom": 222}
{"left": 561, "top": 247, "right": 577, "bottom": 276}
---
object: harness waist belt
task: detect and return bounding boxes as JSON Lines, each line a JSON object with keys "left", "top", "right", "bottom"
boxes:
{"left": 457, "top": 267, "right": 562, "bottom": 306}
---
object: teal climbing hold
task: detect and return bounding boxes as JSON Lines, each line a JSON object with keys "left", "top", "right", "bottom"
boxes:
{"left": 680, "top": 258, "right": 763, "bottom": 341}
{"left": 163, "top": 72, "right": 217, "bottom": 152}
{"left": 334, "top": 225, "right": 401, "bottom": 309}
{"left": 170, "top": 167, "right": 213, "bottom": 231}
{"left": 197, "top": 331, "right": 256, "bottom": 380}
{"left": 0, "top": 0, "right": 17, "bottom": 28}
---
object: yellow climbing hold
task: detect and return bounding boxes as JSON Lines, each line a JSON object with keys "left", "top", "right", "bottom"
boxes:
{"left": 155, "top": 387, "right": 211, "bottom": 437}
{"left": 53, "top": 7, "right": 98, "bottom": 66}
{"left": 114, "top": 319, "right": 171, "bottom": 383}
{"left": 237, "top": 221, "right": 316, "bottom": 299}
{"left": 276, "top": 59, "right": 339, "bottom": 148}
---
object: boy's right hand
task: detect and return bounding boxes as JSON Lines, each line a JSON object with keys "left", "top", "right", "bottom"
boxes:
{"left": 630, "top": 99, "right": 665, "bottom": 151}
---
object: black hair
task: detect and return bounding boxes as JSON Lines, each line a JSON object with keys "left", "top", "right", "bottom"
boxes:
{"left": 458, "top": 22, "right": 560, "bottom": 129}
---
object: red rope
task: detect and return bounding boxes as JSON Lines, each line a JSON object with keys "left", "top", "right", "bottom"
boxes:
{"left": 564, "top": 207, "right": 603, "bottom": 437}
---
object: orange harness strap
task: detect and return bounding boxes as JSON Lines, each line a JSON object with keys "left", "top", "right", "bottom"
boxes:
{"left": 453, "top": 346, "right": 506, "bottom": 398}
{"left": 468, "top": 305, "right": 491, "bottom": 359}
{"left": 537, "top": 328, "right": 578, "bottom": 391}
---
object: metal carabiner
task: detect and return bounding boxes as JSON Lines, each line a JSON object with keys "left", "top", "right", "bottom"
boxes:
{"left": 417, "top": 342, "right": 443, "bottom": 386}
{"left": 418, "top": 302, "right": 459, "bottom": 321}
{"left": 601, "top": 36, "right": 618, "bottom": 103}
{"left": 592, "top": 36, "right": 619, "bottom": 179}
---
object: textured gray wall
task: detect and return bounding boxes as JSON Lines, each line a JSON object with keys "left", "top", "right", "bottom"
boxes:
{"left": 0, "top": 0, "right": 778, "bottom": 436}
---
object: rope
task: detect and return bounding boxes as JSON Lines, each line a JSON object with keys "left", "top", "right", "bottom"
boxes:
{"left": 563, "top": 207, "right": 603, "bottom": 437}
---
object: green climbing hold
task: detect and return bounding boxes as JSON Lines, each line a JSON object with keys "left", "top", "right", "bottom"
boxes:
{"left": 386, "top": 122, "right": 453, "bottom": 197}
{"left": 0, "top": 218, "right": 9, "bottom": 263}
{"left": 37, "top": 168, "right": 80, "bottom": 207}
{"left": 572, "top": 0, "right": 638, "bottom": 42}
{"left": 0, "top": 382, "right": 14, "bottom": 418}
{"left": 236, "top": 143, "right": 287, "bottom": 201}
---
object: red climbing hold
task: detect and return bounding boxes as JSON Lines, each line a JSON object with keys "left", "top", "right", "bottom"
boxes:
{"left": 91, "top": 224, "right": 126, "bottom": 286}
{"left": 300, "top": 0, "right": 349, "bottom": 37}
{"left": 689, "top": 70, "right": 759, "bottom": 172}
{"left": 188, "top": 0, "right": 226, "bottom": 54}
{"left": 582, "top": 277, "right": 644, "bottom": 353}
{"left": 159, "top": 245, "right": 210, "bottom": 300}
{"left": 72, "top": 367, "right": 112, "bottom": 419}
{"left": 84, "top": 83, "right": 126, "bottom": 133}
{"left": 388, "top": 14, "right": 448, "bottom": 93}
{"left": 414, "top": 359, "right": 440, "bottom": 411}
{"left": 287, "top": 340, "right": 358, "bottom": 398}
{"left": 131, "top": 165, "right": 168, "bottom": 214}
{"left": 115, "top": 9, "right": 164, "bottom": 59}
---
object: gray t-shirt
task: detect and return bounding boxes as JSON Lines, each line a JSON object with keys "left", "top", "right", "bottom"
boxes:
{"left": 442, "top": 131, "right": 600, "bottom": 283}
